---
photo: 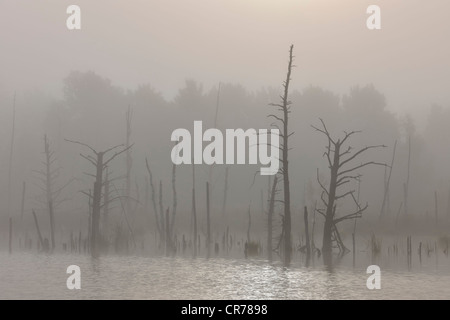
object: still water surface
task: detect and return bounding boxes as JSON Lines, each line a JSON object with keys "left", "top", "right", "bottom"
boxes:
{"left": 1, "top": 252, "right": 449, "bottom": 299}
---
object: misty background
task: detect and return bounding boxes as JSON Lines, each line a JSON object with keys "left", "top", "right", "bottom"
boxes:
{"left": 1, "top": 1, "right": 450, "bottom": 246}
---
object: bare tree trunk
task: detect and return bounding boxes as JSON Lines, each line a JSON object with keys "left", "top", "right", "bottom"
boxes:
{"left": 144, "top": 178, "right": 149, "bottom": 218}
{"left": 206, "top": 182, "right": 211, "bottom": 259}
{"left": 404, "top": 136, "right": 411, "bottom": 217}
{"left": 145, "top": 158, "right": 162, "bottom": 240}
{"left": 247, "top": 205, "right": 251, "bottom": 244}
{"left": 87, "top": 189, "right": 92, "bottom": 253}
{"left": 9, "top": 218, "right": 13, "bottom": 254}
{"left": 32, "top": 210, "right": 45, "bottom": 251}
{"left": 103, "top": 167, "right": 110, "bottom": 232}
{"left": 20, "top": 181, "right": 26, "bottom": 220}
{"left": 78, "top": 230, "right": 82, "bottom": 254}
{"left": 159, "top": 180, "right": 165, "bottom": 246}
{"left": 282, "top": 47, "right": 294, "bottom": 266}
{"left": 353, "top": 182, "right": 361, "bottom": 267}
{"left": 311, "top": 201, "right": 317, "bottom": 262}
{"left": 208, "top": 83, "right": 221, "bottom": 186}
{"left": 269, "top": 45, "right": 295, "bottom": 266}
{"left": 222, "top": 167, "right": 228, "bottom": 216}
{"left": 125, "top": 107, "right": 133, "bottom": 215}
{"left": 322, "top": 145, "right": 340, "bottom": 265}
{"left": 380, "top": 140, "right": 397, "bottom": 219}
{"left": 192, "top": 165, "right": 197, "bottom": 258}
{"left": 260, "top": 190, "right": 264, "bottom": 216}
{"left": 304, "top": 206, "right": 311, "bottom": 265}
{"left": 44, "top": 136, "right": 56, "bottom": 252}
{"left": 313, "top": 119, "right": 386, "bottom": 266}
{"left": 66, "top": 139, "right": 132, "bottom": 257}
{"left": 165, "top": 208, "right": 170, "bottom": 256}
{"left": 91, "top": 153, "right": 103, "bottom": 257}
{"left": 267, "top": 176, "right": 278, "bottom": 261}
{"left": 435, "top": 190, "right": 438, "bottom": 226}
{"left": 170, "top": 161, "right": 177, "bottom": 235}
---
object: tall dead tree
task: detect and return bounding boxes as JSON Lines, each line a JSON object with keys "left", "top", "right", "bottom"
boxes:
{"left": 34, "top": 135, "right": 73, "bottom": 253}
{"left": 312, "top": 119, "right": 387, "bottom": 266}
{"left": 66, "top": 139, "right": 132, "bottom": 257}
{"left": 268, "top": 44, "right": 295, "bottom": 266}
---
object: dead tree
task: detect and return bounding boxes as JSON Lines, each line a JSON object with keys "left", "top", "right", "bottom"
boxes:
{"left": 304, "top": 206, "right": 311, "bottom": 265}
{"left": 380, "top": 140, "right": 397, "bottom": 219}
{"left": 145, "top": 158, "right": 163, "bottom": 243}
{"left": 312, "top": 119, "right": 387, "bottom": 266}
{"left": 208, "top": 82, "right": 221, "bottom": 186}
{"left": 404, "top": 136, "right": 411, "bottom": 217}
{"left": 268, "top": 44, "right": 295, "bottom": 266}
{"left": 267, "top": 176, "right": 278, "bottom": 261}
{"left": 206, "top": 182, "right": 211, "bottom": 259}
{"left": 125, "top": 107, "right": 133, "bottom": 216}
{"left": 247, "top": 205, "right": 251, "bottom": 244}
{"left": 32, "top": 209, "right": 46, "bottom": 252}
{"left": 20, "top": 181, "right": 26, "bottom": 220}
{"left": 66, "top": 139, "right": 132, "bottom": 257}
{"left": 222, "top": 167, "right": 229, "bottom": 216}
{"left": 170, "top": 150, "right": 178, "bottom": 236}
{"left": 33, "top": 135, "right": 73, "bottom": 253}
{"left": 101, "top": 167, "right": 124, "bottom": 233}
{"left": 192, "top": 164, "right": 198, "bottom": 257}
{"left": 159, "top": 180, "right": 165, "bottom": 245}
{"left": 43, "top": 136, "right": 56, "bottom": 251}
{"left": 165, "top": 207, "right": 171, "bottom": 256}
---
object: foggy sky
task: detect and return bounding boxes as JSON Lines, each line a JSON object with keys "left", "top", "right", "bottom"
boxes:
{"left": 1, "top": 0, "right": 450, "bottom": 123}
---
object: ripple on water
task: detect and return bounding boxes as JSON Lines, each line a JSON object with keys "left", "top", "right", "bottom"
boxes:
{"left": 1, "top": 252, "right": 449, "bottom": 299}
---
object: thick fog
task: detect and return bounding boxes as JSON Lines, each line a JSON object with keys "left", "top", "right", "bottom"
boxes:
{"left": 1, "top": 1, "right": 450, "bottom": 250}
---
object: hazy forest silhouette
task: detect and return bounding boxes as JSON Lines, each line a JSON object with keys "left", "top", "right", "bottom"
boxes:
{"left": 1, "top": 47, "right": 450, "bottom": 267}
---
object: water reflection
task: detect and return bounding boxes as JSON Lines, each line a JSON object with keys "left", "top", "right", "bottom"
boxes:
{"left": 0, "top": 252, "right": 449, "bottom": 299}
